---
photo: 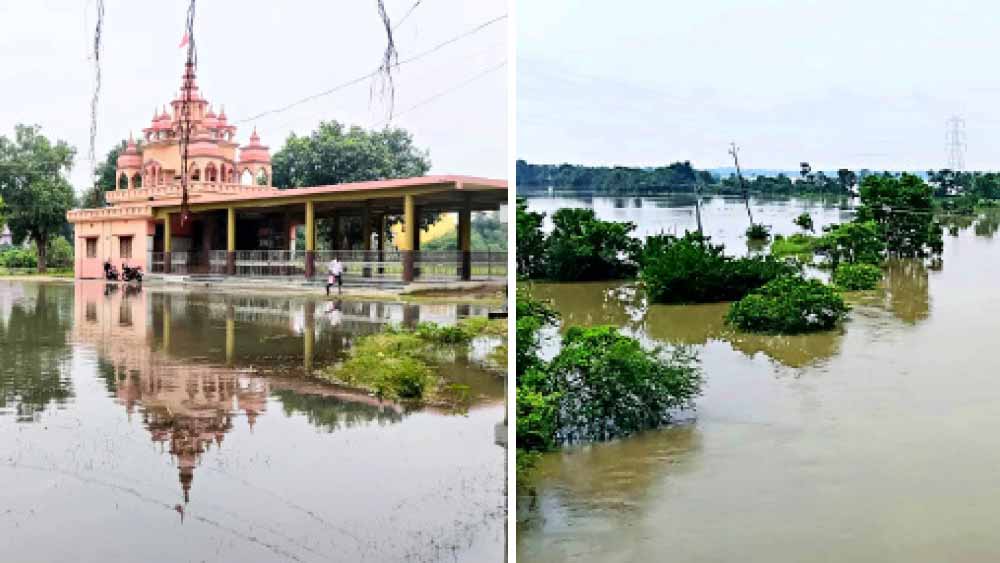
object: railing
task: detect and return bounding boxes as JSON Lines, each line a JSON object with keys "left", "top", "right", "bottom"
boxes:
{"left": 146, "top": 249, "right": 507, "bottom": 282}
{"left": 235, "top": 250, "right": 305, "bottom": 277}
{"left": 314, "top": 250, "right": 404, "bottom": 282}
{"left": 67, "top": 204, "right": 154, "bottom": 222}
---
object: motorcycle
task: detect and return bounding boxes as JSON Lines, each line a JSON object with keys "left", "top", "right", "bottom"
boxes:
{"left": 122, "top": 263, "right": 143, "bottom": 283}
{"left": 103, "top": 260, "right": 119, "bottom": 281}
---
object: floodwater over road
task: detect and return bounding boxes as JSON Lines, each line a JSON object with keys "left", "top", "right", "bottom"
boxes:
{"left": 0, "top": 281, "right": 505, "bottom": 563}
{"left": 518, "top": 193, "right": 1000, "bottom": 562}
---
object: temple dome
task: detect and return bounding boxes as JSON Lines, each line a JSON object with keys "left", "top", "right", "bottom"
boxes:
{"left": 116, "top": 135, "right": 141, "bottom": 169}
{"left": 238, "top": 128, "right": 270, "bottom": 164}
{"left": 188, "top": 131, "right": 222, "bottom": 158}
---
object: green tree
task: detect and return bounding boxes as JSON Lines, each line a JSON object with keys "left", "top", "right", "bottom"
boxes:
{"left": 0, "top": 125, "right": 76, "bottom": 272}
{"left": 271, "top": 121, "right": 430, "bottom": 188}
{"left": 543, "top": 208, "right": 640, "bottom": 280}
{"left": 814, "top": 221, "right": 884, "bottom": 268}
{"left": 78, "top": 140, "right": 131, "bottom": 208}
{"left": 516, "top": 199, "right": 546, "bottom": 277}
{"left": 727, "top": 275, "right": 849, "bottom": 333}
{"left": 857, "top": 173, "right": 943, "bottom": 257}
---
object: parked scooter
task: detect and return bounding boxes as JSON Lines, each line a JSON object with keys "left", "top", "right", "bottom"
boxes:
{"left": 103, "top": 260, "right": 119, "bottom": 281}
{"left": 122, "top": 263, "right": 143, "bottom": 283}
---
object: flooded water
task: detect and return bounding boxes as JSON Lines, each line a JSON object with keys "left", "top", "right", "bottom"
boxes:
{"left": 518, "top": 194, "right": 1000, "bottom": 562}
{"left": 0, "top": 281, "right": 505, "bottom": 563}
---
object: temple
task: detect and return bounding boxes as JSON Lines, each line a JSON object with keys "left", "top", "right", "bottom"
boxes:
{"left": 67, "top": 63, "right": 507, "bottom": 284}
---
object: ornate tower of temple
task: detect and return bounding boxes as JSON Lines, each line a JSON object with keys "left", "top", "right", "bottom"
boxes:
{"left": 114, "top": 62, "right": 270, "bottom": 189}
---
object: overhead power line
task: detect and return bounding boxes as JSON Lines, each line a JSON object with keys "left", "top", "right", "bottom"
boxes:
{"left": 372, "top": 60, "right": 506, "bottom": 128}
{"left": 235, "top": 13, "right": 506, "bottom": 125}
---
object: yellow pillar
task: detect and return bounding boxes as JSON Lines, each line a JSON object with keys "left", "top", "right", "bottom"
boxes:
{"left": 459, "top": 199, "right": 472, "bottom": 281}
{"left": 402, "top": 194, "right": 416, "bottom": 282}
{"left": 225, "top": 305, "right": 235, "bottom": 367}
{"left": 226, "top": 207, "right": 236, "bottom": 275}
{"left": 162, "top": 300, "right": 172, "bottom": 352}
{"left": 304, "top": 200, "right": 315, "bottom": 278}
{"left": 163, "top": 214, "right": 172, "bottom": 274}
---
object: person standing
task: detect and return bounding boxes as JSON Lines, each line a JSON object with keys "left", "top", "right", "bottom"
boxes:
{"left": 326, "top": 257, "right": 344, "bottom": 295}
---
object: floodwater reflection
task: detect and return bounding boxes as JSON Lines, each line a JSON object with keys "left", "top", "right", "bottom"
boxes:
{"left": 1, "top": 280, "right": 504, "bottom": 563}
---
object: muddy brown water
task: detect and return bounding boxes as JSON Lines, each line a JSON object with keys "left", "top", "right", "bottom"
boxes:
{"left": 0, "top": 280, "right": 505, "bottom": 563}
{"left": 518, "top": 194, "right": 1000, "bottom": 562}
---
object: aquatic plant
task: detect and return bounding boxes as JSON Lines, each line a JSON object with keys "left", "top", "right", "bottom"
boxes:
{"left": 831, "top": 262, "right": 882, "bottom": 291}
{"left": 726, "top": 275, "right": 849, "bottom": 333}
{"left": 326, "top": 317, "right": 505, "bottom": 401}
{"left": 639, "top": 232, "right": 797, "bottom": 304}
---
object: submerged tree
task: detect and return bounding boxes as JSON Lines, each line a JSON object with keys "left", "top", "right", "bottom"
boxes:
{"left": 856, "top": 173, "right": 943, "bottom": 257}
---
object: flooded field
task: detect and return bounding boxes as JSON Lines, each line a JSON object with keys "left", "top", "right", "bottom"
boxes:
{"left": 0, "top": 281, "right": 505, "bottom": 563}
{"left": 518, "top": 194, "right": 1000, "bottom": 562}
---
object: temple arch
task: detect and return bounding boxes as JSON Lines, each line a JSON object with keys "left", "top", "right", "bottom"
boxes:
{"left": 205, "top": 162, "right": 218, "bottom": 183}
{"left": 132, "top": 173, "right": 142, "bottom": 188}
{"left": 256, "top": 168, "right": 269, "bottom": 186}
{"left": 240, "top": 168, "right": 254, "bottom": 186}
{"left": 118, "top": 172, "right": 129, "bottom": 190}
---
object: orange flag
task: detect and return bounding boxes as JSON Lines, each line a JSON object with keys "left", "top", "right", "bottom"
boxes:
{"left": 178, "top": 33, "right": 189, "bottom": 48}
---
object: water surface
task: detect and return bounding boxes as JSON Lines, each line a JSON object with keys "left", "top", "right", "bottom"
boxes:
{"left": 518, "top": 195, "right": 1000, "bottom": 562}
{"left": 0, "top": 281, "right": 505, "bottom": 563}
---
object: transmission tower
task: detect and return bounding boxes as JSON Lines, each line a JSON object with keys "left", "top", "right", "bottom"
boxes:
{"left": 945, "top": 115, "right": 967, "bottom": 171}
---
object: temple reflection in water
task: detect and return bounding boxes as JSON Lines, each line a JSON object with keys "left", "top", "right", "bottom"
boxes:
{"left": 70, "top": 282, "right": 486, "bottom": 503}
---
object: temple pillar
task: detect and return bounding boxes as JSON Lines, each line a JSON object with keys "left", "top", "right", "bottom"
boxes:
{"left": 376, "top": 213, "right": 386, "bottom": 276}
{"left": 304, "top": 200, "right": 315, "bottom": 278}
{"left": 459, "top": 198, "right": 472, "bottom": 281}
{"left": 162, "top": 297, "right": 172, "bottom": 352}
{"left": 226, "top": 207, "right": 236, "bottom": 275}
{"left": 362, "top": 203, "right": 372, "bottom": 278}
{"left": 163, "top": 214, "right": 172, "bottom": 274}
{"left": 402, "top": 195, "right": 416, "bottom": 282}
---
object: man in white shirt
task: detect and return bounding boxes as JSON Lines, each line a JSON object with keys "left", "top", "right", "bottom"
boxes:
{"left": 326, "top": 257, "right": 344, "bottom": 295}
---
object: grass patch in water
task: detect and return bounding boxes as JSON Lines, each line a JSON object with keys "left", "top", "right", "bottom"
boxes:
{"left": 322, "top": 317, "right": 505, "bottom": 402}
{"left": 770, "top": 233, "right": 817, "bottom": 259}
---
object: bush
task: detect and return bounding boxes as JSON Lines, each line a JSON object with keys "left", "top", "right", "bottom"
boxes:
{"left": 516, "top": 376, "right": 561, "bottom": 452}
{"left": 0, "top": 247, "right": 37, "bottom": 268}
{"left": 545, "top": 326, "right": 702, "bottom": 442}
{"left": 771, "top": 233, "right": 817, "bottom": 258}
{"left": 746, "top": 223, "right": 771, "bottom": 240}
{"left": 726, "top": 275, "right": 849, "bottom": 333}
{"left": 516, "top": 287, "right": 557, "bottom": 377}
{"left": 516, "top": 198, "right": 546, "bottom": 278}
{"left": 45, "top": 236, "right": 73, "bottom": 269}
{"left": 832, "top": 262, "right": 882, "bottom": 290}
{"left": 639, "top": 232, "right": 797, "bottom": 304}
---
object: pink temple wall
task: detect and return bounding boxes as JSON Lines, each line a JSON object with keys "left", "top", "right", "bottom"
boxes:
{"left": 74, "top": 219, "right": 154, "bottom": 279}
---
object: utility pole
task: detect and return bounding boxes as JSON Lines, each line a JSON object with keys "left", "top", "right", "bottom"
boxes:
{"left": 729, "top": 142, "right": 753, "bottom": 224}
{"left": 945, "top": 115, "right": 967, "bottom": 172}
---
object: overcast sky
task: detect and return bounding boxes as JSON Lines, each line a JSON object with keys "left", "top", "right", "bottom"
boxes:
{"left": 519, "top": 0, "right": 1000, "bottom": 172}
{"left": 0, "top": 0, "right": 507, "bottom": 194}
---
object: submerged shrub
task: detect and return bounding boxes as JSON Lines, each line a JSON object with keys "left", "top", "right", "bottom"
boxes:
{"left": 543, "top": 208, "right": 641, "bottom": 280}
{"left": 746, "top": 223, "right": 771, "bottom": 240}
{"left": 814, "top": 220, "right": 884, "bottom": 267}
{"left": 726, "top": 275, "right": 849, "bottom": 333}
{"left": 545, "top": 326, "right": 702, "bottom": 443}
{"left": 794, "top": 212, "right": 814, "bottom": 232}
{"left": 832, "top": 262, "right": 882, "bottom": 291}
{"left": 639, "top": 232, "right": 797, "bottom": 303}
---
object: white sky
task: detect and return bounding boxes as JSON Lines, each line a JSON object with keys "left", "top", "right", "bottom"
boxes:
{"left": 0, "top": 0, "right": 507, "bottom": 194}
{"left": 518, "top": 0, "right": 1000, "bottom": 172}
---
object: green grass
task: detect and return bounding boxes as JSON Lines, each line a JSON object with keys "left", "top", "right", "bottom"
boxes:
{"left": 770, "top": 233, "right": 817, "bottom": 258}
{"left": 0, "top": 267, "right": 74, "bottom": 277}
